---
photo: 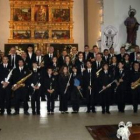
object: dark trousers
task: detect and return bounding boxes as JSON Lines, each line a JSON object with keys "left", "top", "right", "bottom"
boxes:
{"left": 47, "top": 93, "right": 55, "bottom": 112}
{"left": 71, "top": 88, "right": 80, "bottom": 112}
{"left": 0, "top": 86, "right": 11, "bottom": 113}
{"left": 31, "top": 89, "right": 40, "bottom": 113}
{"left": 132, "top": 87, "right": 140, "bottom": 112}
{"left": 59, "top": 94, "right": 68, "bottom": 112}
{"left": 14, "top": 87, "right": 29, "bottom": 113}
{"left": 100, "top": 90, "right": 111, "bottom": 112}
{"left": 86, "top": 89, "right": 95, "bottom": 112}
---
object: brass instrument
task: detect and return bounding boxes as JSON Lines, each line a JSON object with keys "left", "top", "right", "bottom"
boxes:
{"left": 131, "top": 78, "right": 140, "bottom": 89}
{"left": 12, "top": 72, "right": 32, "bottom": 91}
{"left": 96, "top": 68, "right": 102, "bottom": 77}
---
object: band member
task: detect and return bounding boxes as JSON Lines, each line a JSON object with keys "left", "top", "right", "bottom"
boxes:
{"left": 12, "top": 59, "right": 30, "bottom": 115}
{"left": 58, "top": 50, "right": 68, "bottom": 67}
{"left": 131, "top": 62, "right": 140, "bottom": 113}
{"left": 115, "top": 62, "right": 127, "bottom": 113}
{"left": 91, "top": 45, "right": 99, "bottom": 62}
{"left": 92, "top": 53, "right": 104, "bottom": 72}
{"left": 109, "top": 47, "right": 116, "bottom": 58}
{"left": 130, "top": 45, "right": 139, "bottom": 63}
{"left": 75, "top": 52, "right": 85, "bottom": 75}
{"left": 44, "top": 46, "right": 56, "bottom": 68}
{"left": 44, "top": 67, "right": 56, "bottom": 114}
{"left": 99, "top": 63, "right": 112, "bottom": 114}
{"left": 0, "top": 57, "right": 12, "bottom": 115}
{"left": 21, "top": 51, "right": 28, "bottom": 68}
{"left": 35, "top": 49, "right": 44, "bottom": 68}
{"left": 30, "top": 62, "right": 41, "bottom": 115}
{"left": 102, "top": 49, "right": 110, "bottom": 64}
{"left": 117, "top": 46, "right": 126, "bottom": 62}
{"left": 83, "top": 61, "right": 96, "bottom": 113}
{"left": 26, "top": 45, "right": 36, "bottom": 70}
{"left": 51, "top": 56, "right": 59, "bottom": 76}
{"left": 58, "top": 66, "right": 71, "bottom": 114}
{"left": 83, "top": 45, "right": 93, "bottom": 62}
{"left": 124, "top": 53, "right": 131, "bottom": 72}
{"left": 63, "top": 55, "right": 72, "bottom": 73}
{"left": 70, "top": 47, "right": 78, "bottom": 65}
{"left": 70, "top": 66, "right": 83, "bottom": 113}
{"left": 7, "top": 47, "right": 21, "bottom": 68}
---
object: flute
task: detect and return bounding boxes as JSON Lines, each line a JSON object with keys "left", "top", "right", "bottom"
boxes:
{"left": 64, "top": 73, "right": 72, "bottom": 94}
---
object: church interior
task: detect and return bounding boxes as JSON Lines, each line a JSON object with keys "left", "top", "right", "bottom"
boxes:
{"left": 0, "top": 0, "right": 140, "bottom": 140}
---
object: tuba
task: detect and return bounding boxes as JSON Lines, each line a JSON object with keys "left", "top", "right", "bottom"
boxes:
{"left": 131, "top": 78, "right": 140, "bottom": 89}
{"left": 12, "top": 72, "right": 32, "bottom": 91}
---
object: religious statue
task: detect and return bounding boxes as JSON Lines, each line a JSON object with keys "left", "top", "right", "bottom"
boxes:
{"left": 124, "top": 6, "right": 139, "bottom": 45}
{"left": 104, "top": 29, "right": 117, "bottom": 48}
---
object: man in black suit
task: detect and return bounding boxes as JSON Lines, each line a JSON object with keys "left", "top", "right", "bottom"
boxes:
{"left": 12, "top": 59, "right": 30, "bottom": 115}
{"left": 30, "top": 62, "right": 42, "bottom": 115}
{"left": 26, "top": 45, "right": 36, "bottom": 70}
{"left": 130, "top": 45, "right": 139, "bottom": 63}
{"left": 83, "top": 61, "right": 96, "bottom": 113}
{"left": 117, "top": 46, "right": 126, "bottom": 62}
{"left": 131, "top": 62, "right": 140, "bottom": 113}
{"left": 0, "top": 57, "right": 12, "bottom": 115}
{"left": 83, "top": 45, "right": 93, "bottom": 62}
{"left": 21, "top": 51, "right": 29, "bottom": 68}
{"left": 92, "top": 53, "right": 104, "bottom": 72}
{"left": 7, "top": 47, "right": 21, "bottom": 68}
{"left": 91, "top": 45, "right": 99, "bottom": 62}
{"left": 44, "top": 46, "right": 56, "bottom": 68}
{"left": 35, "top": 49, "right": 44, "bottom": 68}
{"left": 109, "top": 47, "right": 116, "bottom": 58}
{"left": 102, "top": 49, "right": 110, "bottom": 64}
{"left": 58, "top": 50, "right": 68, "bottom": 68}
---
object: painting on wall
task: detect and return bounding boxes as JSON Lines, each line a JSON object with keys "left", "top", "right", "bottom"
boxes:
{"left": 13, "top": 8, "right": 31, "bottom": 21}
{"left": 52, "top": 9, "right": 70, "bottom": 22}
{"left": 34, "top": 5, "right": 48, "bottom": 22}
{"left": 34, "top": 30, "right": 49, "bottom": 39}
{"left": 13, "top": 30, "right": 31, "bottom": 39}
{"left": 52, "top": 30, "right": 70, "bottom": 39}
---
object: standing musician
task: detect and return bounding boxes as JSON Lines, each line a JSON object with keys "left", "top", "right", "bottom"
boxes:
{"left": 70, "top": 47, "right": 78, "bottom": 65}
{"left": 99, "top": 63, "right": 113, "bottom": 114}
{"left": 83, "top": 61, "right": 96, "bottom": 113}
{"left": 44, "top": 67, "right": 56, "bottom": 114}
{"left": 63, "top": 55, "right": 73, "bottom": 73}
{"left": 35, "top": 49, "right": 44, "bottom": 69}
{"left": 0, "top": 57, "right": 12, "bottom": 115}
{"left": 26, "top": 45, "right": 36, "bottom": 70}
{"left": 75, "top": 52, "right": 85, "bottom": 75}
{"left": 131, "top": 61, "right": 140, "bottom": 113}
{"left": 83, "top": 45, "right": 93, "bottom": 62}
{"left": 58, "top": 66, "right": 71, "bottom": 114}
{"left": 117, "top": 46, "right": 126, "bottom": 62}
{"left": 115, "top": 61, "right": 128, "bottom": 113}
{"left": 58, "top": 50, "right": 68, "bottom": 68}
{"left": 11, "top": 59, "right": 31, "bottom": 115}
{"left": 102, "top": 49, "right": 110, "bottom": 64}
{"left": 30, "top": 62, "right": 42, "bottom": 115}
{"left": 70, "top": 65, "right": 83, "bottom": 113}
{"left": 51, "top": 56, "right": 59, "bottom": 77}
{"left": 7, "top": 47, "right": 21, "bottom": 68}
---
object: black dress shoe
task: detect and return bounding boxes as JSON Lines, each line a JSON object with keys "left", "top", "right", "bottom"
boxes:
{"left": 24, "top": 112, "right": 30, "bottom": 115}
{"left": 32, "top": 112, "right": 36, "bottom": 115}
{"left": 106, "top": 111, "right": 111, "bottom": 114}
{"left": 102, "top": 111, "right": 105, "bottom": 114}
{"left": 92, "top": 110, "right": 96, "bottom": 113}
{"left": 37, "top": 112, "right": 40, "bottom": 115}
{"left": 13, "top": 112, "right": 19, "bottom": 115}
{"left": 48, "top": 112, "right": 50, "bottom": 115}
{"left": 86, "top": 110, "right": 90, "bottom": 113}
{"left": 64, "top": 111, "right": 69, "bottom": 114}
{"left": 7, "top": 112, "right": 11, "bottom": 115}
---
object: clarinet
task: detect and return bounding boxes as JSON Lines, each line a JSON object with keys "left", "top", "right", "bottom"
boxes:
{"left": 64, "top": 73, "right": 72, "bottom": 94}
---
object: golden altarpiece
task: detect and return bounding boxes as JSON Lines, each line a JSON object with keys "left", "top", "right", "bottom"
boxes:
{"left": 7, "top": 0, "right": 75, "bottom": 54}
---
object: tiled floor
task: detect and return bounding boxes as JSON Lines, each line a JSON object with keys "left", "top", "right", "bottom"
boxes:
{"left": 0, "top": 103, "right": 140, "bottom": 140}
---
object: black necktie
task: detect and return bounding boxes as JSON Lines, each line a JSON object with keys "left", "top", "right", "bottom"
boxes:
{"left": 97, "top": 62, "right": 100, "bottom": 69}
{"left": 12, "top": 55, "right": 14, "bottom": 67}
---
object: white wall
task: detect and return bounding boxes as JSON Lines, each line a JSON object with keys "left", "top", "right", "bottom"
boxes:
{"left": 0, "top": 0, "right": 10, "bottom": 51}
{"left": 0, "top": 0, "right": 85, "bottom": 52}
{"left": 73, "top": 0, "right": 84, "bottom": 51}
{"left": 103, "top": 0, "right": 140, "bottom": 53}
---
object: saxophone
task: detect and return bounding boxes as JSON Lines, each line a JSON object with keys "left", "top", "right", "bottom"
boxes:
{"left": 131, "top": 78, "right": 140, "bottom": 89}
{"left": 12, "top": 72, "right": 33, "bottom": 91}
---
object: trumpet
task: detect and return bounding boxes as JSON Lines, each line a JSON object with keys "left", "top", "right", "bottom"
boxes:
{"left": 131, "top": 78, "right": 140, "bottom": 89}
{"left": 12, "top": 72, "right": 32, "bottom": 91}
